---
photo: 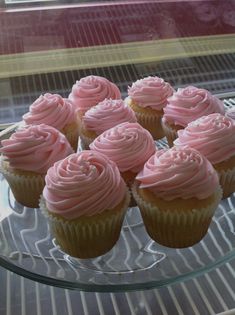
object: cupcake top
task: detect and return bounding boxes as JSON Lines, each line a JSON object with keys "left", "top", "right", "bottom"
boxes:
{"left": 136, "top": 146, "right": 219, "bottom": 200}
{"left": 82, "top": 98, "right": 137, "bottom": 135}
{"left": 163, "top": 86, "right": 225, "bottom": 127}
{"left": 68, "top": 75, "right": 121, "bottom": 113}
{"left": 0, "top": 124, "right": 73, "bottom": 174}
{"left": 90, "top": 122, "right": 156, "bottom": 173}
{"left": 174, "top": 113, "right": 235, "bottom": 164}
{"left": 23, "top": 93, "right": 76, "bottom": 130}
{"left": 128, "top": 76, "right": 174, "bottom": 110}
{"left": 43, "top": 151, "right": 127, "bottom": 219}
{"left": 225, "top": 107, "right": 235, "bottom": 120}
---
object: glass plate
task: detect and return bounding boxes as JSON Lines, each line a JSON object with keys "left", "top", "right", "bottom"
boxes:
{"left": 0, "top": 167, "right": 235, "bottom": 292}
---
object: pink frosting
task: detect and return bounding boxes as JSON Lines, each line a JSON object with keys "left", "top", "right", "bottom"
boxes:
{"left": 0, "top": 124, "right": 73, "bottom": 174}
{"left": 128, "top": 76, "right": 174, "bottom": 110}
{"left": 83, "top": 98, "right": 137, "bottom": 135}
{"left": 43, "top": 151, "right": 127, "bottom": 219}
{"left": 163, "top": 86, "right": 225, "bottom": 127}
{"left": 225, "top": 108, "right": 235, "bottom": 121}
{"left": 174, "top": 113, "right": 235, "bottom": 164}
{"left": 90, "top": 122, "right": 156, "bottom": 173}
{"left": 23, "top": 93, "right": 76, "bottom": 130}
{"left": 68, "top": 75, "right": 121, "bottom": 112}
{"left": 137, "top": 146, "right": 219, "bottom": 200}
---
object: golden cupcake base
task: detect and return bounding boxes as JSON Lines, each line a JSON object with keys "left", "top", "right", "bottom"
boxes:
{"left": 41, "top": 192, "right": 130, "bottom": 259}
{"left": 0, "top": 160, "right": 45, "bottom": 208}
{"left": 132, "top": 183, "right": 222, "bottom": 248}
{"left": 128, "top": 100, "right": 165, "bottom": 140}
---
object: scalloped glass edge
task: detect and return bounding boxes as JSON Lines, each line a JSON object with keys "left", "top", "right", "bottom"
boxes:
{"left": 0, "top": 249, "right": 234, "bottom": 292}
{"left": 1, "top": 109, "right": 235, "bottom": 292}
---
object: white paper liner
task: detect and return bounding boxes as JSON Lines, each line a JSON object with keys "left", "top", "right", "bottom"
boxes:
{"left": 40, "top": 190, "right": 130, "bottom": 258}
{"left": 131, "top": 110, "right": 165, "bottom": 140}
{"left": 132, "top": 182, "right": 222, "bottom": 248}
{"left": 0, "top": 160, "right": 45, "bottom": 208}
{"left": 161, "top": 121, "right": 178, "bottom": 147}
{"left": 217, "top": 165, "right": 235, "bottom": 198}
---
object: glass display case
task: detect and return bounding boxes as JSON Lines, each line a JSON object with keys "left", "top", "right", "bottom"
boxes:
{"left": 1, "top": 0, "right": 235, "bottom": 127}
{"left": 0, "top": 0, "right": 235, "bottom": 314}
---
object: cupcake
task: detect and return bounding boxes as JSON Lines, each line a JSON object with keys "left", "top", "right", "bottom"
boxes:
{"left": 0, "top": 124, "right": 73, "bottom": 208}
{"left": 68, "top": 75, "right": 121, "bottom": 120}
{"left": 162, "top": 86, "right": 225, "bottom": 146}
{"left": 127, "top": 76, "right": 174, "bottom": 140}
{"left": 23, "top": 93, "right": 79, "bottom": 151}
{"left": 132, "top": 147, "right": 222, "bottom": 248}
{"left": 174, "top": 113, "right": 235, "bottom": 198}
{"left": 41, "top": 151, "right": 130, "bottom": 259}
{"left": 90, "top": 122, "right": 156, "bottom": 188}
{"left": 80, "top": 98, "right": 137, "bottom": 149}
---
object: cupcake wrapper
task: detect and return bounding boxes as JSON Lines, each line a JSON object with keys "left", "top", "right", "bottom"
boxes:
{"left": 120, "top": 171, "right": 137, "bottom": 207}
{"left": 133, "top": 111, "right": 165, "bottom": 140}
{"left": 40, "top": 191, "right": 130, "bottom": 259}
{"left": 80, "top": 133, "right": 94, "bottom": 150}
{"left": 162, "top": 121, "right": 178, "bottom": 147}
{"left": 217, "top": 166, "right": 235, "bottom": 199}
{"left": 132, "top": 183, "right": 222, "bottom": 248}
{"left": 62, "top": 127, "right": 79, "bottom": 152}
{"left": 0, "top": 163, "right": 45, "bottom": 208}
{"left": 65, "top": 130, "right": 79, "bottom": 152}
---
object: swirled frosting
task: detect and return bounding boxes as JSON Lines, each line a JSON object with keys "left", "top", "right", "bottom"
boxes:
{"left": 0, "top": 124, "right": 73, "bottom": 174}
{"left": 137, "top": 146, "right": 219, "bottom": 200}
{"left": 68, "top": 75, "right": 121, "bottom": 112}
{"left": 90, "top": 122, "right": 156, "bottom": 173}
{"left": 128, "top": 76, "right": 174, "bottom": 110}
{"left": 174, "top": 113, "right": 235, "bottom": 164}
{"left": 43, "top": 151, "right": 127, "bottom": 219}
{"left": 163, "top": 86, "right": 225, "bottom": 127}
{"left": 23, "top": 93, "right": 76, "bottom": 130}
{"left": 83, "top": 98, "right": 137, "bottom": 135}
{"left": 225, "top": 108, "right": 235, "bottom": 121}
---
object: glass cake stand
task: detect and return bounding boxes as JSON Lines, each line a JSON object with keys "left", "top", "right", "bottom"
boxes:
{"left": 0, "top": 138, "right": 235, "bottom": 292}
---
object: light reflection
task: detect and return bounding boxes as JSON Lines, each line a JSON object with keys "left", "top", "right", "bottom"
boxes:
{"left": 0, "top": 176, "right": 13, "bottom": 222}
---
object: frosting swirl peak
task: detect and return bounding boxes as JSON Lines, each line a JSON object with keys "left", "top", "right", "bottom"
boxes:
{"left": 90, "top": 122, "right": 156, "bottom": 172}
{"left": 137, "top": 146, "right": 219, "bottom": 200}
{"left": 0, "top": 124, "right": 73, "bottom": 174}
{"left": 23, "top": 93, "right": 76, "bottom": 130}
{"left": 163, "top": 86, "right": 225, "bottom": 127}
{"left": 83, "top": 98, "right": 137, "bottom": 135}
{"left": 128, "top": 76, "right": 174, "bottom": 110}
{"left": 43, "top": 151, "right": 127, "bottom": 219}
{"left": 68, "top": 75, "right": 121, "bottom": 112}
{"left": 174, "top": 113, "right": 235, "bottom": 164}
